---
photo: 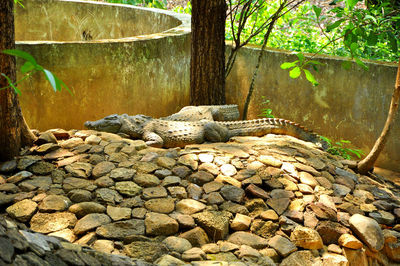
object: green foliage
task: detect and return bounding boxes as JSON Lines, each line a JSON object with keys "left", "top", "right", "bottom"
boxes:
{"left": 1, "top": 49, "right": 71, "bottom": 95}
{"left": 258, "top": 97, "right": 275, "bottom": 118}
{"left": 275, "top": 0, "right": 398, "bottom": 86}
{"left": 105, "top": 0, "right": 167, "bottom": 9}
{"left": 172, "top": 1, "right": 191, "bottom": 14}
{"left": 226, "top": 0, "right": 399, "bottom": 63}
{"left": 320, "top": 136, "right": 364, "bottom": 160}
{"left": 280, "top": 53, "right": 321, "bottom": 86}
{"left": 13, "top": 0, "right": 24, "bottom": 7}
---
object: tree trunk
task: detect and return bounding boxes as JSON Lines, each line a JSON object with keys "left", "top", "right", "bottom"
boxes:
{"left": 190, "top": 0, "right": 226, "bottom": 105}
{"left": 0, "top": 0, "right": 35, "bottom": 161}
{"left": 357, "top": 59, "right": 400, "bottom": 174}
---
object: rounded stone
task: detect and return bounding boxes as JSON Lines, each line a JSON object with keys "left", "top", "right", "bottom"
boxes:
{"left": 290, "top": 226, "right": 323, "bottom": 250}
{"left": 74, "top": 213, "right": 111, "bottom": 235}
{"left": 220, "top": 164, "right": 237, "bottom": 177}
{"left": 6, "top": 199, "right": 37, "bottom": 222}
{"left": 198, "top": 154, "right": 214, "bottom": 163}
{"left": 338, "top": 233, "right": 363, "bottom": 249}
{"left": 133, "top": 173, "right": 160, "bottom": 187}
{"left": 106, "top": 205, "right": 132, "bottom": 221}
{"left": 31, "top": 212, "right": 77, "bottom": 233}
{"left": 349, "top": 214, "right": 384, "bottom": 252}
{"left": 69, "top": 202, "right": 106, "bottom": 218}
{"left": 92, "top": 161, "right": 115, "bottom": 178}
{"left": 115, "top": 181, "right": 142, "bottom": 196}
{"left": 299, "top": 172, "right": 318, "bottom": 188}
{"left": 156, "top": 157, "right": 176, "bottom": 169}
{"left": 109, "top": 168, "right": 136, "bottom": 181}
{"left": 38, "top": 194, "right": 71, "bottom": 212}
{"left": 260, "top": 210, "right": 279, "bottom": 221}
{"left": 162, "top": 236, "right": 192, "bottom": 253}
{"left": 144, "top": 198, "right": 175, "bottom": 214}
{"left": 176, "top": 199, "right": 206, "bottom": 215}
{"left": 145, "top": 212, "right": 179, "bottom": 236}
{"left": 67, "top": 189, "right": 92, "bottom": 203}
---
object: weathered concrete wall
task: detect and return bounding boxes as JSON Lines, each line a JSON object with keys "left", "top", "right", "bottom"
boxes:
{"left": 226, "top": 46, "right": 399, "bottom": 171}
{"left": 15, "top": 0, "right": 191, "bottom": 131}
{"left": 15, "top": 0, "right": 181, "bottom": 41}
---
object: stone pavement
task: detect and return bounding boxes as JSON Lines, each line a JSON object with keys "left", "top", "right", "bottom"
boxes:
{"left": 0, "top": 128, "right": 400, "bottom": 265}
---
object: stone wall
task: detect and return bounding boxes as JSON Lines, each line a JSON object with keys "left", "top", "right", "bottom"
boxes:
{"left": 226, "top": 46, "right": 399, "bottom": 171}
{"left": 15, "top": 0, "right": 191, "bottom": 131}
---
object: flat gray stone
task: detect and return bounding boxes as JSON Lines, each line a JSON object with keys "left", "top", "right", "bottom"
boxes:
{"left": 227, "top": 231, "right": 269, "bottom": 249}
{"left": 69, "top": 202, "right": 106, "bottom": 218}
{"left": 115, "top": 181, "right": 142, "bottom": 196}
{"left": 268, "top": 235, "right": 297, "bottom": 257}
{"left": 96, "top": 219, "right": 145, "bottom": 238}
{"left": 220, "top": 185, "right": 245, "bottom": 203}
{"left": 96, "top": 188, "right": 123, "bottom": 204}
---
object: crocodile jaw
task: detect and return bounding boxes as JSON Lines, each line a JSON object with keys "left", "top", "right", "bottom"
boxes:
{"left": 84, "top": 115, "right": 122, "bottom": 133}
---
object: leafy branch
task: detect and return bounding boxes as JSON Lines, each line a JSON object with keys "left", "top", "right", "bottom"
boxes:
{"left": 1, "top": 49, "right": 72, "bottom": 95}
{"left": 320, "top": 136, "right": 364, "bottom": 160}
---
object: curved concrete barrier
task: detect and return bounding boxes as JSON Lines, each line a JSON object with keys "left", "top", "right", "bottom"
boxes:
{"left": 15, "top": 0, "right": 191, "bottom": 131}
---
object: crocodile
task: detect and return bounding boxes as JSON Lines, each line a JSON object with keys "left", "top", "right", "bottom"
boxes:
{"left": 161, "top": 105, "right": 240, "bottom": 121}
{"left": 84, "top": 114, "right": 329, "bottom": 149}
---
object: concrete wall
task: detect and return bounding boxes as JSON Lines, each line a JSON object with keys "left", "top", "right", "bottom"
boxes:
{"left": 16, "top": 0, "right": 181, "bottom": 41}
{"left": 226, "top": 46, "right": 399, "bottom": 171}
{"left": 15, "top": 0, "right": 191, "bottom": 131}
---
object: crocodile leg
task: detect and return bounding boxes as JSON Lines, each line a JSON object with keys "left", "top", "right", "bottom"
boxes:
{"left": 143, "top": 131, "right": 164, "bottom": 148}
{"left": 204, "top": 122, "right": 230, "bottom": 143}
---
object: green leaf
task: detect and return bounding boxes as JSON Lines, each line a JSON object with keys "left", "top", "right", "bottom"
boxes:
{"left": 20, "top": 61, "right": 35, "bottom": 73}
{"left": 364, "top": 14, "right": 377, "bottom": 23}
{"left": 355, "top": 58, "right": 368, "bottom": 70}
{"left": 43, "top": 69, "right": 58, "bottom": 92}
{"left": 54, "top": 74, "right": 73, "bottom": 95}
{"left": 296, "top": 53, "right": 305, "bottom": 63}
{"left": 350, "top": 42, "right": 358, "bottom": 53}
{"left": 342, "top": 61, "right": 352, "bottom": 70}
{"left": 2, "top": 49, "right": 37, "bottom": 66}
{"left": 1, "top": 73, "right": 21, "bottom": 95}
{"left": 367, "top": 33, "right": 378, "bottom": 46}
{"left": 345, "top": 0, "right": 359, "bottom": 10}
{"left": 280, "top": 61, "right": 297, "bottom": 69}
{"left": 153, "top": 0, "right": 165, "bottom": 9}
{"left": 303, "top": 69, "right": 319, "bottom": 86}
{"left": 313, "top": 5, "right": 322, "bottom": 19}
{"left": 307, "top": 60, "right": 323, "bottom": 65}
{"left": 289, "top": 67, "right": 301, "bottom": 79}
{"left": 326, "top": 19, "right": 345, "bottom": 32}
{"left": 388, "top": 33, "right": 398, "bottom": 53}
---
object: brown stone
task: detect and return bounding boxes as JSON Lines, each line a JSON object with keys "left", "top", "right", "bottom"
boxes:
{"left": 338, "top": 234, "right": 363, "bottom": 249}
{"left": 267, "top": 198, "right": 290, "bottom": 215}
{"left": 180, "top": 227, "right": 210, "bottom": 247}
{"left": 268, "top": 235, "right": 297, "bottom": 257}
{"left": 316, "top": 221, "right": 351, "bottom": 245}
{"left": 145, "top": 212, "right": 179, "bottom": 236}
{"left": 245, "top": 184, "right": 270, "bottom": 200}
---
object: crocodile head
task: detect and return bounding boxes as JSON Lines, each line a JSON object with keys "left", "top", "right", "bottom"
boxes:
{"left": 84, "top": 114, "right": 122, "bottom": 133}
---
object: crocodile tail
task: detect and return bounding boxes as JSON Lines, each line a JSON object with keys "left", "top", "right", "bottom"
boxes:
{"left": 220, "top": 118, "right": 329, "bottom": 150}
